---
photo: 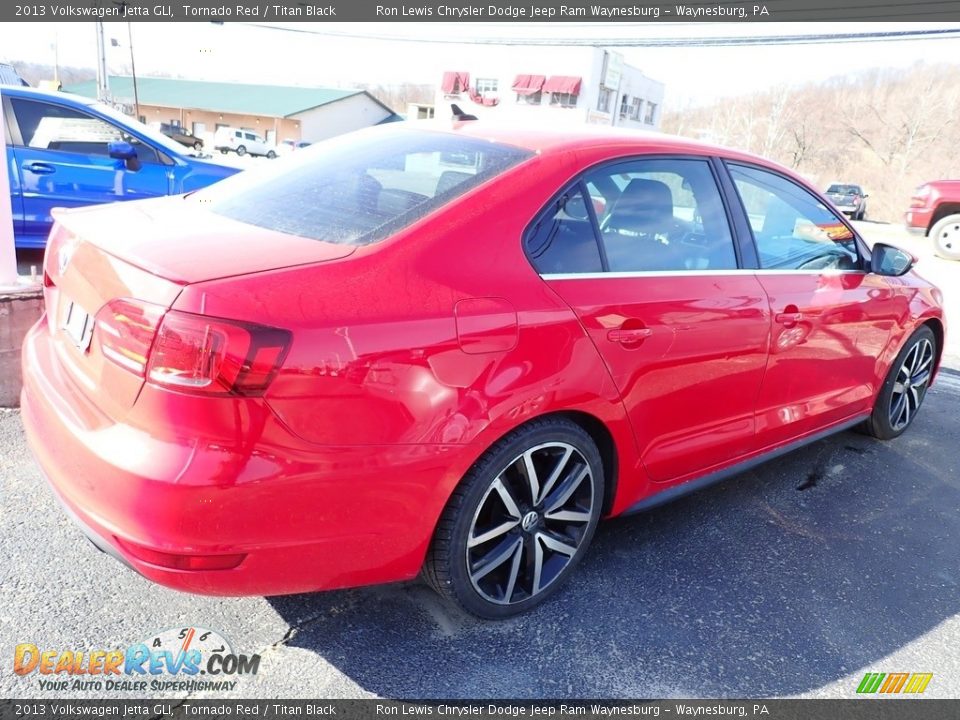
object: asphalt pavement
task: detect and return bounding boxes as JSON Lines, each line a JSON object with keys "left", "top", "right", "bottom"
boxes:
{"left": 2, "top": 368, "right": 959, "bottom": 700}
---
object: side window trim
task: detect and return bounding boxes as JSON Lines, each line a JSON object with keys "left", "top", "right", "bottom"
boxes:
{"left": 577, "top": 178, "right": 610, "bottom": 272}
{"left": 723, "top": 159, "right": 869, "bottom": 272}
{"left": 711, "top": 156, "right": 758, "bottom": 270}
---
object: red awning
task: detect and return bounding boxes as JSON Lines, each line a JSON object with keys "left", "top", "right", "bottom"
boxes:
{"left": 543, "top": 76, "right": 582, "bottom": 95}
{"left": 441, "top": 71, "right": 470, "bottom": 94}
{"left": 511, "top": 74, "right": 546, "bottom": 95}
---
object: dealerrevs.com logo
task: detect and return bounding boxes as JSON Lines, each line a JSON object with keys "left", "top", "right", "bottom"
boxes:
{"left": 14, "top": 627, "right": 260, "bottom": 693}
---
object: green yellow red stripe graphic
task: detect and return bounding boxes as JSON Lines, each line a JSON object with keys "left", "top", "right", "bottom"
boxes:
{"left": 857, "top": 672, "right": 933, "bottom": 694}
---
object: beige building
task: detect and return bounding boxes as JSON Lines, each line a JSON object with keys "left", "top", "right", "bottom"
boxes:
{"left": 66, "top": 76, "right": 401, "bottom": 146}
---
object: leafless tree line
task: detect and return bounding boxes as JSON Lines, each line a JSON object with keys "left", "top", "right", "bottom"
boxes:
{"left": 663, "top": 63, "right": 960, "bottom": 222}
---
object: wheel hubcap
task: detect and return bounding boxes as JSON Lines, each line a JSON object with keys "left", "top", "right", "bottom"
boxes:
{"left": 466, "top": 442, "right": 595, "bottom": 606}
{"left": 939, "top": 224, "right": 959, "bottom": 252}
{"left": 889, "top": 337, "right": 934, "bottom": 431}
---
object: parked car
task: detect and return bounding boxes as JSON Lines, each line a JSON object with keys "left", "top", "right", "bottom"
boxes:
{"left": 213, "top": 126, "right": 276, "bottom": 158}
{"left": 905, "top": 180, "right": 960, "bottom": 261}
{"left": 0, "top": 62, "right": 29, "bottom": 86}
{"left": 2, "top": 86, "right": 240, "bottom": 248}
{"left": 825, "top": 182, "right": 868, "bottom": 220}
{"left": 22, "top": 123, "right": 944, "bottom": 618}
{"left": 158, "top": 122, "right": 204, "bottom": 150}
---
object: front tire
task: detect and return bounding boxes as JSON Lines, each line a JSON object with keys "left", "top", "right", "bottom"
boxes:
{"left": 236, "top": 145, "right": 247, "bottom": 156}
{"left": 424, "top": 418, "right": 603, "bottom": 619}
{"left": 863, "top": 326, "right": 937, "bottom": 440}
{"left": 931, "top": 213, "right": 960, "bottom": 261}
{"left": 193, "top": 141, "right": 203, "bottom": 150}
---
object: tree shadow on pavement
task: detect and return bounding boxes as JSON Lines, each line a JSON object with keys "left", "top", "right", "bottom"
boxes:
{"left": 266, "top": 388, "right": 959, "bottom": 698}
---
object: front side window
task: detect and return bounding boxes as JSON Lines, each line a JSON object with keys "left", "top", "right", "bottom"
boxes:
{"left": 10, "top": 98, "right": 161, "bottom": 163}
{"left": 729, "top": 164, "right": 860, "bottom": 271}
{"left": 200, "top": 129, "right": 533, "bottom": 245}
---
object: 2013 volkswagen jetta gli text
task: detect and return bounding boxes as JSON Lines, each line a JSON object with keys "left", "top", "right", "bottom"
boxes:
{"left": 22, "top": 122, "right": 945, "bottom": 618}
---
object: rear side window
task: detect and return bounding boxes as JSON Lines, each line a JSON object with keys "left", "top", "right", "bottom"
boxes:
{"left": 201, "top": 129, "right": 533, "bottom": 245}
{"left": 525, "top": 157, "right": 737, "bottom": 274}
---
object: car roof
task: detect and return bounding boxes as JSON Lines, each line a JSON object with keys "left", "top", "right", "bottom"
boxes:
{"left": 0, "top": 84, "right": 97, "bottom": 107}
{"left": 409, "top": 119, "right": 789, "bottom": 171}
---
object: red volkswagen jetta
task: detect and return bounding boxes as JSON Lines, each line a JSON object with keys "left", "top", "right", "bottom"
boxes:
{"left": 22, "top": 122, "right": 944, "bottom": 618}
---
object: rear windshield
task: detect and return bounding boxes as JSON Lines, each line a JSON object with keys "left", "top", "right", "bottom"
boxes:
{"left": 198, "top": 128, "right": 533, "bottom": 245}
{"left": 827, "top": 184, "right": 861, "bottom": 195}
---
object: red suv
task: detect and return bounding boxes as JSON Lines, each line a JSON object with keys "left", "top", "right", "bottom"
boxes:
{"left": 22, "top": 123, "right": 945, "bottom": 618}
{"left": 905, "top": 180, "right": 960, "bottom": 260}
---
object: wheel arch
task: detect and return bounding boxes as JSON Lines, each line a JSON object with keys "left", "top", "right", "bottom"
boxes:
{"left": 929, "top": 204, "right": 960, "bottom": 233}
{"left": 921, "top": 316, "right": 945, "bottom": 377}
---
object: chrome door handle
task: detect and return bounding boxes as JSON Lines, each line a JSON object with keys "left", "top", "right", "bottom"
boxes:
{"left": 775, "top": 312, "right": 804, "bottom": 325}
{"left": 607, "top": 327, "right": 653, "bottom": 344}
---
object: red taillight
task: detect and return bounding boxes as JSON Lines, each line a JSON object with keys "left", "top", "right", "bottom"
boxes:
{"left": 146, "top": 310, "right": 291, "bottom": 396}
{"left": 116, "top": 538, "right": 246, "bottom": 571}
{"left": 96, "top": 299, "right": 165, "bottom": 376}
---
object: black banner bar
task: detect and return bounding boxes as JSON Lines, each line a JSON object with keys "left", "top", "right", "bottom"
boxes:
{"left": 2, "top": 700, "right": 960, "bottom": 720}
{"left": 6, "top": 0, "right": 960, "bottom": 22}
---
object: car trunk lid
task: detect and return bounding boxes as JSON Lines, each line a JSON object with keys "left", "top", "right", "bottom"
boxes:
{"left": 43, "top": 199, "right": 355, "bottom": 417}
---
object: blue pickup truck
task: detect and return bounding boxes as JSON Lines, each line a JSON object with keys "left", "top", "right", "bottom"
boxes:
{"left": 3, "top": 85, "right": 239, "bottom": 248}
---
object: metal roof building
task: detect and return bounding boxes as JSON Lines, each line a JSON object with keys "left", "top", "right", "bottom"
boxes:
{"left": 65, "top": 76, "right": 401, "bottom": 145}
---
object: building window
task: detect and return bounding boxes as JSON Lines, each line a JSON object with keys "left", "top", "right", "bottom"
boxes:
{"left": 619, "top": 94, "right": 630, "bottom": 119}
{"left": 475, "top": 78, "right": 498, "bottom": 95}
{"left": 551, "top": 92, "right": 578, "bottom": 108}
{"left": 631, "top": 98, "right": 642, "bottom": 120}
{"left": 517, "top": 91, "right": 542, "bottom": 105}
{"left": 597, "top": 88, "right": 613, "bottom": 113}
{"left": 644, "top": 101, "right": 657, "bottom": 125}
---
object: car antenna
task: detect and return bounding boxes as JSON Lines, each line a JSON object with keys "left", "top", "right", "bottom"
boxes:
{"left": 451, "top": 104, "right": 478, "bottom": 121}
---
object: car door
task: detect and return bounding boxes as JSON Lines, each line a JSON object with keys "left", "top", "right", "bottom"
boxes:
{"left": 8, "top": 96, "right": 175, "bottom": 243}
{"left": 726, "top": 163, "right": 896, "bottom": 450}
{"left": 528, "top": 156, "right": 771, "bottom": 483}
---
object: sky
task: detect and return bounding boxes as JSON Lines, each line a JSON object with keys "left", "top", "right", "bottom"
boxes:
{"left": 3, "top": 21, "right": 960, "bottom": 105}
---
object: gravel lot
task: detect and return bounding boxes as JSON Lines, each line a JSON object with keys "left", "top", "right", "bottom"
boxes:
{"left": 3, "top": 220, "right": 959, "bottom": 701}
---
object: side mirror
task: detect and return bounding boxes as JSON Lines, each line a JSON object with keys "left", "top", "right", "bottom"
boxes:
{"left": 107, "top": 141, "right": 136, "bottom": 160}
{"left": 871, "top": 243, "right": 914, "bottom": 276}
{"left": 107, "top": 141, "right": 141, "bottom": 171}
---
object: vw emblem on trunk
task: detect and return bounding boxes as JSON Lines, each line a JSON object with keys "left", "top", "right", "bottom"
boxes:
{"left": 58, "top": 241, "right": 77, "bottom": 276}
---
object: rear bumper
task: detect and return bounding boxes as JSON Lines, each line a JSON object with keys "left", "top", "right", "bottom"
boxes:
{"left": 21, "top": 319, "right": 467, "bottom": 596}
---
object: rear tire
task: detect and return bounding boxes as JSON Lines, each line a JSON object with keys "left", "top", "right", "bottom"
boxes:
{"left": 862, "top": 326, "right": 937, "bottom": 440}
{"left": 236, "top": 145, "right": 247, "bottom": 156}
{"left": 931, "top": 213, "right": 960, "bottom": 261}
{"left": 266, "top": 150, "right": 277, "bottom": 159}
{"left": 424, "top": 418, "right": 604, "bottom": 619}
